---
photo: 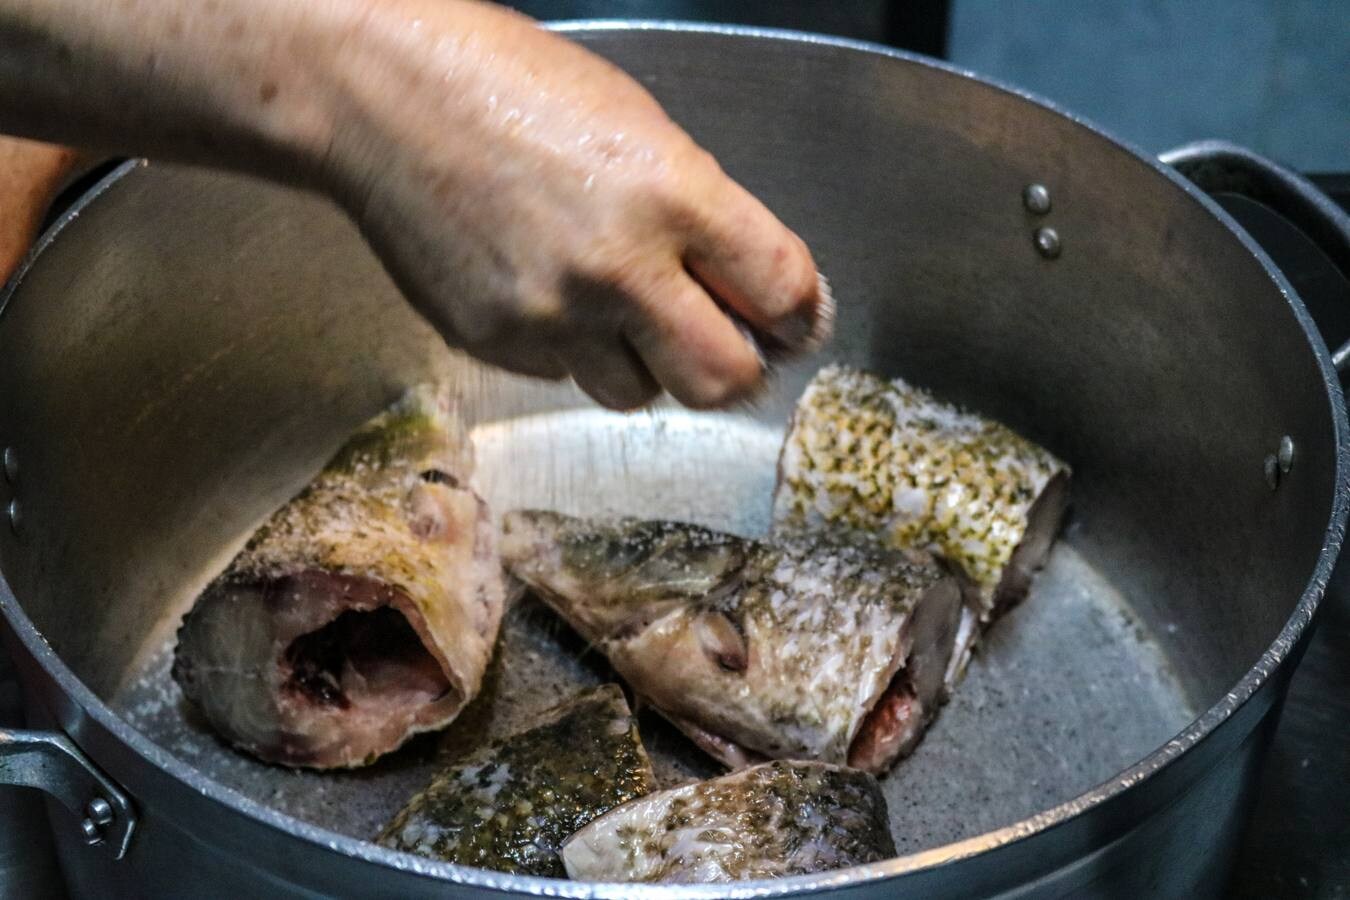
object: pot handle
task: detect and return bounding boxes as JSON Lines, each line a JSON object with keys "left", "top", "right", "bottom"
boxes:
{"left": 1160, "top": 140, "right": 1350, "bottom": 372}
{"left": 0, "top": 726, "right": 136, "bottom": 859}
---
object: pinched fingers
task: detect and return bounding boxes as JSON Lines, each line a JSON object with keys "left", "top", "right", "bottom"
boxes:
{"left": 681, "top": 170, "right": 832, "bottom": 359}
{"left": 623, "top": 269, "right": 767, "bottom": 409}
{"left": 555, "top": 338, "right": 660, "bottom": 411}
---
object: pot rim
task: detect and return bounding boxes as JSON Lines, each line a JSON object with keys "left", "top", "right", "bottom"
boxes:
{"left": 1, "top": 21, "right": 1345, "bottom": 899}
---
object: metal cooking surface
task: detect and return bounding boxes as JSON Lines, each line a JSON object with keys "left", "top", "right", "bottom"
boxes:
{"left": 0, "top": 21, "right": 1340, "bottom": 895}
{"left": 112, "top": 407, "right": 1194, "bottom": 857}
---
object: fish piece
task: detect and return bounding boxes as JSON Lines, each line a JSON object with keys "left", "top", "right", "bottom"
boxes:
{"left": 501, "top": 511, "right": 963, "bottom": 774}
{"left": 773, "top": 364, "right": 1070, "bottom": 685}
{"left": 377, "top": 684, "right": 655, "bottom": 876}
{"left": 172, "top": 384, "right": 504, "bottom": 769}
{"left": 561, "top": 760, "right": 896, "bottom": 883}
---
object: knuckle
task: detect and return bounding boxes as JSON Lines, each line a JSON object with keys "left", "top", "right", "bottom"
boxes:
{"left": 639, "top": 164, "right": 708, "bottom": 231}
{"left": 646, "top": 168, "right": 693, "bottom": 216}
{"left": 570, "top": 247, "right": 645, "bottom": 296}
{"left": 676, "top": 141, "right": 722, "bottom": 178}
{"left": 749, "top": 236, "right": 823, "bottom": 342}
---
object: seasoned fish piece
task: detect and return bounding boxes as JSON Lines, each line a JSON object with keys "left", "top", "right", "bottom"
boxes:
{"left": 774, "top": 365, "right": 1070, "bottom": 684}
{"left": 172, "top": 384, "right": 503, "bottom": 769}
{"left": 501, "top": 511, "right": 962, "bottom": 774}
{"left": 378, "top": 684, "right": 654, "bottom": 876}
{"left": 561, "top": 760, "right": 895, "bottom": 883}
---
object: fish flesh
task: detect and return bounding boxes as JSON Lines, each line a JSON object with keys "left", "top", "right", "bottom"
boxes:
{"left": 173, "top": 384, "right": 501, "bottom": 768}
{"left": 172, "top": 384, "right": 503, "bottom": 768}
{"left": 561, "top": 760, "right": 896, "bottom": 883}
{"left": 773, "top": 365, "right": 1070, "bottom": 684}
{"left": 501, "top": 511, "right": 963, "bottom": 774}
{"left": 377, "top": 684, "right": 655, "bottom": 875}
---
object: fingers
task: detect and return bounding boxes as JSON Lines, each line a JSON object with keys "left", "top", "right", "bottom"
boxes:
{"left": 683, "top": 179, "right": 833, "bottom": 357}
{"left": 463, "top": 338, "right": 569, "bottom": 381}
{"left": 451, "top": 272, "right": 761, "bottom": 412}
{"left": 555, "top": 339, "right": 660, "bottom": 411}
{"left": 625, "top": 270, "right": 766, "bottom": 409}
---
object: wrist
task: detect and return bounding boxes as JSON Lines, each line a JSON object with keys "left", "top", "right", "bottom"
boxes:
{"left": 190, "top": 0, "right": 356, "bottom": 189}
{"left": 299, "top": 0, "right": 545, "bottom": 209}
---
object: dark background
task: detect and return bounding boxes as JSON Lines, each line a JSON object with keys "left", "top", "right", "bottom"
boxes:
{"left": 507, "top": 0, "right": 1349, "bottom": 172}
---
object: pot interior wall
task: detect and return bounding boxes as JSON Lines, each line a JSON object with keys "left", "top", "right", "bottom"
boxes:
{"left": 0, "top": 27, "right": 1336, "bottom": 862}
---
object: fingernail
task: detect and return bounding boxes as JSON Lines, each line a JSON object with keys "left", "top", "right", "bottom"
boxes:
{"left": 768, "top": 312, "right": 813, "bottom": 349}
{"left": 768, "top": 271, "right": 834, "bottom": 353}
{"left": 809, "top": 272, "right": 836, "bottom": 349}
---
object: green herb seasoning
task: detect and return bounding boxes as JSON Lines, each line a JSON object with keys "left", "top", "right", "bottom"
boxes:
{"left": 377, "top": 684, "right": 655, "bottom": 876}
{"left": 562, "top": 760, "right": 896, "bottom": 883}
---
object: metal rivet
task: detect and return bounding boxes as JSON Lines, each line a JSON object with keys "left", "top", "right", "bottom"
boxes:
{"left": 1264, "top": 454, "right": 1280, "bottom": 490}
{"left": 2, "top": 447, "right": 15, "bottom": 484}
{"left": 80, "top": 818, "right": 104, "bottom": 845}
{"left": 6, "top": 499, "right": 19, "bottom": 535}
{"left": 1278, "top": 435, "right": 1295, "bottom": 474}
{"left": 86, "top": 798, "right": 114, "bottom": 827}
{"left": 1022, "top": 183, "right": 1052, "bottom": 214}
{"left": 1033, "top": 227, "right": 1062, "bottom": 259}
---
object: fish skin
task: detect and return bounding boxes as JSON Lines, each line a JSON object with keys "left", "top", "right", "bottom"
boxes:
{"left": 561, "top": 760, "right": 896, "bottom": 883}
{"left": 500, "top": 511, "right": 962, "bottom": 773}
{"left": 172, "top": 384, "right": 504, "bottom": 768}
{"left": 773, "top": 365, "right": 1070, "bottom": 686}
{"left": 378, "top": 684, "right": 655, "bottom": 876}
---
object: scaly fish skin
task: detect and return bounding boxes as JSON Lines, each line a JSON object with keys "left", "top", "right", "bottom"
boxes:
{"left": 502, "top": 511, "right": 961, "bottom": 773}
{"left": 378, "top": 684, "right": 655, "bottom": 876}
{"left": 774, "top": 365, "right": 1070, "bottom": 684}
{"left": 561, "top": 760, "right": 896, "bottom": 883}
{"left": 173, "top": 384, "right": 504, "bottom": 768}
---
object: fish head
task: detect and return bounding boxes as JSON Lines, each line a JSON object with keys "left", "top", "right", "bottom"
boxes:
{"left": 500, "top": 510, "right": 747, "bottom": 640}
{"left": 294, "top": 383, "right": 485, "bottom": 551}
{"left": 324, "top": 383, "right": 470, "bottom": 482}
{"left": 183, "top": 381, "right": 504, "bottom": 769}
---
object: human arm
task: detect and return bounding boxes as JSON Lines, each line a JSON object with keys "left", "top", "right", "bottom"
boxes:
{"left": 0, "top": 0, "right": 830, "bottom": 408}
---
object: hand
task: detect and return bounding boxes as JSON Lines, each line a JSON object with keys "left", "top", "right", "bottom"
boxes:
{"left": 0, "top": 0, "right": 831, "bottom": 409}
{"left": 318, "top": 2, "right": 830, "bottom": 409}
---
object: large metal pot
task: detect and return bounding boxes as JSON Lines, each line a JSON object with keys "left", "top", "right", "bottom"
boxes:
{"left": 2, "top": 23, "right": 1349, "bottom": 899}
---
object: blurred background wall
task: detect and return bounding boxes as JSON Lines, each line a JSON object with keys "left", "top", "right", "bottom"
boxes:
{"left": 507, "top": 0, "right": 1349, "bottom": 172}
